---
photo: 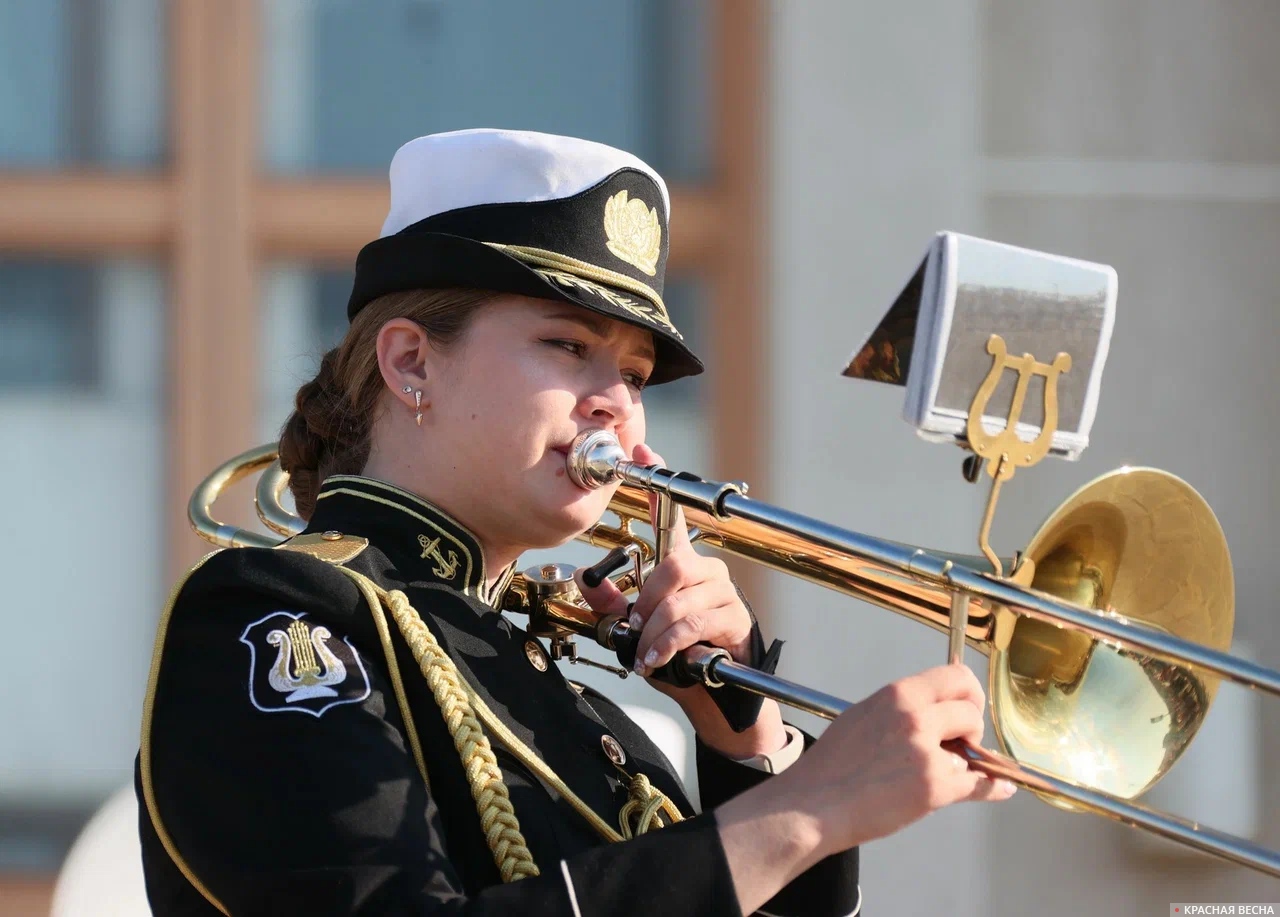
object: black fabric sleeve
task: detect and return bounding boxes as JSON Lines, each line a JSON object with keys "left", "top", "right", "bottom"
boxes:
{"left": 141, "top": 549, "right": 743, "bottom": 917}
{"left": 706, "top": 584, "right": 786, "bottom": 733}
{"left": 696, "top": 733, "right": 861, "bottom": 917}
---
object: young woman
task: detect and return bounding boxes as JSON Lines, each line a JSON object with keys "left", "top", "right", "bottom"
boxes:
{"left": 136, "top": 129, "right": 1015, "bottom": 917}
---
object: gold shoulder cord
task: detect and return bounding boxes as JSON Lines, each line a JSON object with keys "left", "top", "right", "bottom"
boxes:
{"left": 334, "top": 568, "right": 540, "bottom": 882}
{"left": 372, "top": 577, "right": 684, "bottom": 844}
{"left": 331, "top": 568, "right": 683, "bottom": 881}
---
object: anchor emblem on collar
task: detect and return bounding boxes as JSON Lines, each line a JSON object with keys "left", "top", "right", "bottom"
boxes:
{"left": 418, "top": 534, "right": 462, "bottom": 580}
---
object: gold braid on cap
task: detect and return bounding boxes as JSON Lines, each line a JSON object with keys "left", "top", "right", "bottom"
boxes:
{"left": 484, "top": 242, "right": 673, "bottom": 329}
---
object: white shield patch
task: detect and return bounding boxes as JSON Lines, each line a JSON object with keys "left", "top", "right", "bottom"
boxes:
{"left": 240, "top": 611, "right": 371, "bottom": 717}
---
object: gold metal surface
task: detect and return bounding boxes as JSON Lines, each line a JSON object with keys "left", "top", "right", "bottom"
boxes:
{"left": 993, "top": 466, "right": 1233, "bottom": 806}
{"left": 277, "top": 532, "right": 369, "bottom": 565}
{"left": 965, "top": 335, "right": 1072, "bottom": 479}
{"left": 965, "top": 335, "right": 1072, "bottom": 576}
{"left": 592, "top": 484, "right": 1002, "bottom": 650}
{"left": 605, "top": 465, "right": 1235, "bottom": 809}
{"left": 601, "top": 735, "right": 628, "bottom": 766}
{"left": 256, "top": 457, "right": 305, "bottom": 538}
{"left": 188, "top": 443, "right": 280, "bottom": 549}
{"left": 524, "top": 640, "right": 549, "bottom": 672}
{"left": 977, "top": 455, "right": 1010, "bottom": 577}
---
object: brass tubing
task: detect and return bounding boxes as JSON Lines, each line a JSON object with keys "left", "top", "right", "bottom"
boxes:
{"left": 693, "top": 657, "right": 1280, "bottom": 877}
{"left": 610, "top": 462, "right": 1279, "bottom": 697}
{"left": 188, "top": 444, "right": 280, "bottom": 549}
{"left": 255, "top": 456, "right": 305, "bottom": 538}
{"left": 607, "top": 483, "right": 999, "bottom": 652}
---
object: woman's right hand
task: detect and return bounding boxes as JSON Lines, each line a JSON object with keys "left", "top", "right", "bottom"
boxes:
{"left": 776, "top": 663, "right": 1016, "bottom": 854}
{"left": 714, "top": 663, "right": 1017, "bottom": 914}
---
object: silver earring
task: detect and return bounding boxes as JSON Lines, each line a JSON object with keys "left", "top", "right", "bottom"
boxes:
{"left": 414, "top": 390, "right": 423, "bottom": 427}
{"left": 402, "top": 385, "right": 412, "bottom": 393}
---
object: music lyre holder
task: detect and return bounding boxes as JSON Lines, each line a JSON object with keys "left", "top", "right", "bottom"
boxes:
{"left": 946, "top": 334, "right": 1071, "bottom": 665}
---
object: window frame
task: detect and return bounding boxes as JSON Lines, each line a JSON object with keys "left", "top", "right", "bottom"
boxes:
{"left": 0, "top": 0, "right": 768, "bottom": 602}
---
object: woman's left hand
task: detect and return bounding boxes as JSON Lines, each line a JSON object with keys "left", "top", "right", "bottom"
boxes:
{"left": 576, "top": 443, "right": 786, "bottom": 759}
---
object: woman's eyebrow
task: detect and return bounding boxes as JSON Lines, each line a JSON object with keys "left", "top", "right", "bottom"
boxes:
{"left": 543, "top": 309, "right": 656, "bottom": 362}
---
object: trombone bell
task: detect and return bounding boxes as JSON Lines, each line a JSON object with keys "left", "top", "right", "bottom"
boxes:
{"left": 993, "top": 466, "right": 1233, "bottom": 807}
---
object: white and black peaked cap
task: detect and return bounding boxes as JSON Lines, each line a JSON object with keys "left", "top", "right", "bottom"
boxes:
{"left": 349, "top": 128, "right": 702, "bottom": 384}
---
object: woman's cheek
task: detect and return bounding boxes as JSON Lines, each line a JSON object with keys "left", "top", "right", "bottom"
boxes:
{"left": 619, "top": 409, "right": 646, "bottom": 454}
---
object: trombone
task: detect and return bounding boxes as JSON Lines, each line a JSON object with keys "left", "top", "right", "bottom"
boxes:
{"left": 189, "top": 436, "right": 1280, "bottom": 878}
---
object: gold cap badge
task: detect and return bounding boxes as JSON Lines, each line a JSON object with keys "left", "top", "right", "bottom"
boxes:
{"left": 603, "top": 190, "right": 661, "bottom": 276}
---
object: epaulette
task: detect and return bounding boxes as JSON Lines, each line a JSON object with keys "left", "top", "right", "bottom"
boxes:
{"left": 275, "top": 531, "right": 369, "bottom": 565}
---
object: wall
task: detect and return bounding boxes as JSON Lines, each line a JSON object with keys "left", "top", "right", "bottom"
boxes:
{"left": 769, "top": 1, "right": 1279, "bottom": 913}
{"left": 770, "top": 2, "right": 990, "bottom": 914}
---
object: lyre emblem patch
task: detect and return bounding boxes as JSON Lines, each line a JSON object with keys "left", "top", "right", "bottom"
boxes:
{"left": 603, "top": 190, "right": 661, "bottom": 276}
{"left": 240, "top": 612, "right": 370, "bottom": 717}
{"left": 418, "top": 534, "right": 461, "bottom": 580}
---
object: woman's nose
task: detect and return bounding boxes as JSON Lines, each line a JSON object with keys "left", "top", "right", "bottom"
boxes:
{"left": 579, "top": 379, "right": 635, "bottom": 427}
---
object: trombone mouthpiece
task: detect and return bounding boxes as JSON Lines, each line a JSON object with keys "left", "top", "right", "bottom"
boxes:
{"left": 567, "top": 430, "right": 627, "bottom": 490}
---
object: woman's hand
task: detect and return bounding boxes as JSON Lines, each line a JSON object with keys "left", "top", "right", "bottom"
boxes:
{"left": 775, "top": 663, "right": 1017, "bottom": 851}
{"left": 576, "top": 443, "right": 787, "bottom": 759}
{"left": 716, "top": 663, "right": 1016, "bottom": 914}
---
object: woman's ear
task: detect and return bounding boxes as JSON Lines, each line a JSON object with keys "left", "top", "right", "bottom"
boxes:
{"left": 375, "top": 318, "right": 432, "bottom": 395}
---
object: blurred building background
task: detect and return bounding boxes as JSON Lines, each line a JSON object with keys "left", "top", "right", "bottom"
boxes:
{"left": 0, "top": 1, "right": 1275, "bottom": 914}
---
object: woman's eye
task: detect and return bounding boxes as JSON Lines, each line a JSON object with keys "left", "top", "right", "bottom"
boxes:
{"left": 545, "top": 338, "right": 586, "bottom": 357}
{"left": 544, "top": 338, "right": 648, "bottom": 390}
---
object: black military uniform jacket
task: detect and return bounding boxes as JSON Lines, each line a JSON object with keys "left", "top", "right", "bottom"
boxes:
{"left": 136, "top": 475, "right": 860, "bottom": 916}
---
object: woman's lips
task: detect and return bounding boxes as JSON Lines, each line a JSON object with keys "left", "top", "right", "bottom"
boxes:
{"left": 549, "top": 445, "right": 572, "bottom": 472}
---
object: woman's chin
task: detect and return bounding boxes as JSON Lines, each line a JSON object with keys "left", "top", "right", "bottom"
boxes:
{"left": 530, "top": 495, "right": 605, "bottom": 542}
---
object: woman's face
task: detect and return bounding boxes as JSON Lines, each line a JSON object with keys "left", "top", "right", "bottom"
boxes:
{"left": 386, "top": 295, "right": 656, "bottom": 559}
